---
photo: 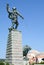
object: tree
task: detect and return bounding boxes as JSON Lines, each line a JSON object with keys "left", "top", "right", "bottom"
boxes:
{"left": 6, "top": 62, "right": 9, "bottom": 65}
{"left": 0, "top": 62, "right": 5, "bottom": 65}
{"left": 23, "top": 45, "right": 31, "bottom": 56}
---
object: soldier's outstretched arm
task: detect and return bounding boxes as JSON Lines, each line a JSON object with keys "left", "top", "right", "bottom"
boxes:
{"left": 6, "top": 4, "right": 11, "bottom": 13}
{"left": 17, "top": 11, "right": 24, "bottom": 19}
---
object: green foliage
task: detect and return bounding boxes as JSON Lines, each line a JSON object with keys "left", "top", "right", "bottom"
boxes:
{"left": 6, "top": 62, "right": 9, "bottom": 65}
{"left": 39, "top": 62, "right": 44, "bottom": 64}
{"left": 23, "top": 45, "right": 31, "bottom": 56}
{"left": 32, "top": 63, "right": 34, "bottom": 65}
{"left": 0, "top": 61, "right": 14, "bottom": 65}
{"left": 32, "top": 62, "right": 44, "bottom": 65}
{"left": 0, "top": 62, "right": 5, "bottom": 65}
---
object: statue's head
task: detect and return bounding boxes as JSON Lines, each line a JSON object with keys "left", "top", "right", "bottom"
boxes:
{"left": 12, "top": 7, "right": 16, "bottom": 11}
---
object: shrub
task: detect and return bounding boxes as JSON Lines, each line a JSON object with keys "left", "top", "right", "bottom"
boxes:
{"left": 32, "top": 63, "right": 34, "bottom": 65}
{"left": 6, "top": 62, "right": 9, "bottom": 65}
{"left": 40, "top": 62, "right": 44, "bottom": 64}
{"left": 0, "top": 62, "right": 5, "bottom": 65}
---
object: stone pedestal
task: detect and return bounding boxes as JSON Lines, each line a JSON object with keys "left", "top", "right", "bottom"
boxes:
{"left": 6, "top": 29, "right": 23, "bottom": 65}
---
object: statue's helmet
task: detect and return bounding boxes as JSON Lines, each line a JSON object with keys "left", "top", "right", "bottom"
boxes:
{"left": 12, "top": 7, "right": 16, "bottom": 10}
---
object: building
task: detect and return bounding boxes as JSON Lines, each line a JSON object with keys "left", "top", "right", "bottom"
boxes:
{"left": 27, "top": 50, "right": 40, "bottom": 59}
{"left": 27, "top": 50, "right": 44, "bottom": 64}
{"left": 36, "top": 52, "right": 44, "bottom": 63}
{"left": 27, "top": 50, "right": 39, "bottom": 64}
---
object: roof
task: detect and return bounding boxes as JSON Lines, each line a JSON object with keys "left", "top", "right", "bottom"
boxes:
{"left": 27, "top": 50, "right": 40, "bottom": 58}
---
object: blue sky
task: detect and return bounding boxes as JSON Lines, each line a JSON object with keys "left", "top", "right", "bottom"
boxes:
{"left": 0, "top": 0, "right": 44, "bottom": 59}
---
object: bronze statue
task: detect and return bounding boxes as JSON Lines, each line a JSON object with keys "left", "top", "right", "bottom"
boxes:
{"left": 6, "top": 4, "right": 24, "bottom": 29}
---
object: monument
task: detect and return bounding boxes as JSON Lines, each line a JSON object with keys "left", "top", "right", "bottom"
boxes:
{"left": 6, "top": 4, "right": 24, "bottom": 65}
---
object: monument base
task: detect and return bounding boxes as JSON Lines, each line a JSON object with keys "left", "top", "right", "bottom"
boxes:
{"left": 6, "top": 28, "right": 23, "bottom": 65}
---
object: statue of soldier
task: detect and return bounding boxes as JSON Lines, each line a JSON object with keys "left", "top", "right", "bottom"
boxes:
{"left": 6, "top": 4, "right": 24, "bottom": 29}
